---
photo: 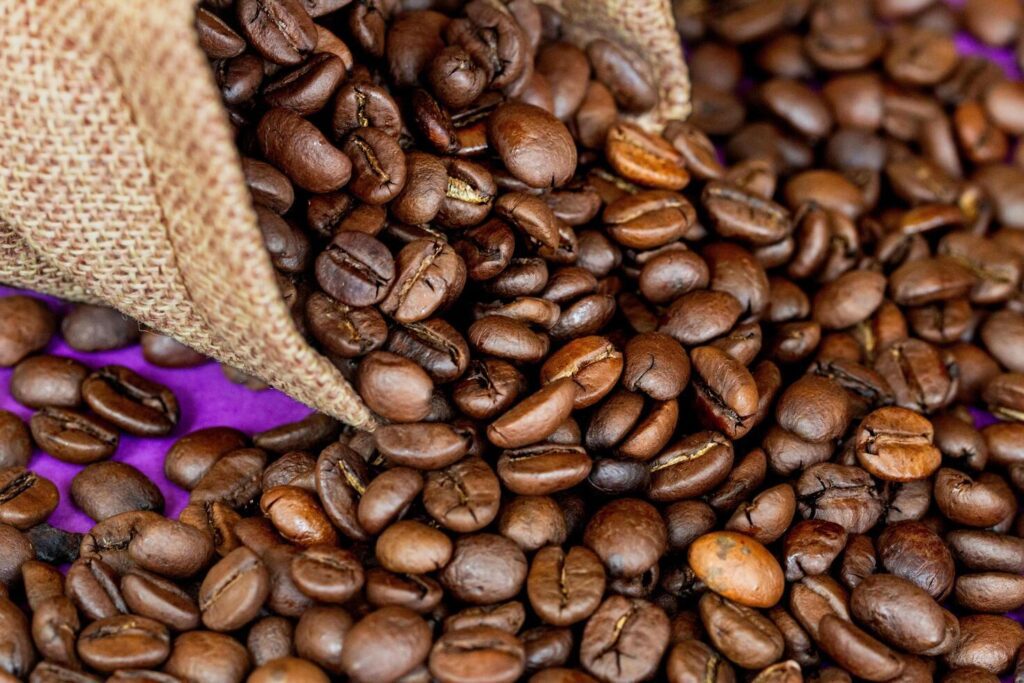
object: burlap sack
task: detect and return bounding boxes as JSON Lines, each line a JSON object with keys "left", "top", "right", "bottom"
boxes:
{"left": 0, "top": 0, "right": 689, "bottom": 430}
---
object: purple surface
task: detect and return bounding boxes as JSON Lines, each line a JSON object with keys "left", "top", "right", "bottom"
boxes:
{"left": 0, "top": 285, "right": 312, "bottom": 532}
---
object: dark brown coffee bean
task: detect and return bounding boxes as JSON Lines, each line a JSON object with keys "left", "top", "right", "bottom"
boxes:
{"left": 258, "top": 107, "right": 351, "bottom": 192}
{"left": 290, "top": 544, "right": 364, "bottom": 604}
{"left": 341, "top": 606, "right": 431, "bottom": 683}
{"left": 0, "top": 296, "right": 54, "bottom": 366}
{"left": 943, "top": 615, "right": 1024, "bottom": 674}
{"left": 81, "top": 366, "right": 178, "bottom": 437}
{"left": 497, "top": 444, "right": 592, "bottom": 496}
{"left": 30, "top": 408, "right": 119, "bottom": 464}
{"left": 77, "top": 614, "right": 170, "bottom": 673}
{"left": 305, "top": 292, "right": 387, "bottom": 358}
{"left": 356, "top": 351, "right": 434, "bottom": 423}
{"left": 659, "top": 289, "right": 744, "bottom": 346}
{"left": 586, "top": 39, "right": 656, "bottom": 113}
{"left": 71, "top": 462, "right": 162, "bottom": 521}
{"left": 380, "top": 238, "right": 466, "bottom": 323}
{"left": 10, "top": 355, "right": 87, "bottom": 409}
{"left": 488, "top": 102, "right": 576, "bottom": 189}
{"left": 314, "top": 443, "right": 369, "bottom": 542}
{"left": 648, "top": 431, "right": 734, "bottom": 502}
{"left": 121, "top": 567, "right": 199, "bottom": 630}
{"left": 580, "top": 596, "right": 669, "bottom": 683}
{"left": 164, "top": 427, "right": 247, "bottom": 491}
{"left": 487, "top": 378, "right": 577, "bottom": 449}
{"left": 66, "top": 557, "right": 127, "bottom": 621}
{"left": 700, "top": 592, "right": 784, "bottom": 670}
{"left": 796, "top": 463, "right": 882, "bottom": 534}
{"left": 817, "top": 615, "right": 904, "bottom": 682}
{"left": 441, "top": 533, "right": 527, "bottom": 605}
{"left": 584, "top": 498, "right": 666, "bottom": 579}
{"left": 725, "top": 483, "right": 797, "bottom": 545}
{"left": 0, "top": 412, "right": 31, "bottom": 470}
{"left": 878, "top": 521, "right": 955, "bottom": 601}
{"left": 163, "top": 630, "right": 249, "bottom": 683}
{"left": 0, "top": 468, "right": 57, "bottom": 530}
{"left": 199, "top": 547, "right": 270, "bottom": 631}
{"left": 343, "top": 127, "right": 407, "bottom": 205}
{"left": 424, "top": 457, "right": 500, "bottom": 533}
{"left": 237, "top": 0, "right": 317, "bottom": 65}
{"left": 429, "top": 625, "right": 525, "bottom": 683}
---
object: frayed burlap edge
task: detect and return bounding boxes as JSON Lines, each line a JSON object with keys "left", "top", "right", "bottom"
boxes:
{"left": 0, "top": 0, "right": 377, "bottom": 430}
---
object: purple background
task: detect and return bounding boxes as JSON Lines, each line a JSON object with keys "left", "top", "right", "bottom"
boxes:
{"left": 0, "top": 285, "right": 312, "bottom": 532}
{"left": 1, "top": 10, "right": 1024, "bottom": 674}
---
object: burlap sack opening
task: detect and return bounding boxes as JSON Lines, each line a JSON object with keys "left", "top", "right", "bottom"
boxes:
{"left": 0, "top": 0, "right": 689, "bottom": 430}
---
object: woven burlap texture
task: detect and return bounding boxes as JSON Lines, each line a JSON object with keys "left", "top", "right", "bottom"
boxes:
{"left": 0, "top": 0, "right": 688, "bottom": 430}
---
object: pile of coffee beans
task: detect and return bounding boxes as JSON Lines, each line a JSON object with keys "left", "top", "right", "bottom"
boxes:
{"left": 4, "top": 0, "right": 1024, "bottom": 680}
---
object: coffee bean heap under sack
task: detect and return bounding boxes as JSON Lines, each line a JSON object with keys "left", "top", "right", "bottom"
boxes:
{"left": 0, "top": 0, "right": 689, "bottom": 428}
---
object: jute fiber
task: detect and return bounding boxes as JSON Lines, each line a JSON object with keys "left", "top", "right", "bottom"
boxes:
{"left": 0, "top": 0, "right": 689, "bottom": 429}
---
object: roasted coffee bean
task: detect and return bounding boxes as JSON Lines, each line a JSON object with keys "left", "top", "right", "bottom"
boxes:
{"left": 648, "top": 431, "right": 734, "bottom": 502}
{"left": 579, "top": 596, "right": 669, "bottom": 683}
{"left": 817, "top": 615, "right": 904, "bottom": 682}
{"left": 164, "top": 427, "right": 248, "bottom": 490}
{"left": 584, "top": 498, "right": 666, "bottom": 578}
{"left": 944, "top": 614, "right": 1024, "bottom": 674}
{"left": 258, "top": 107, "right": 350, "bottom": 192}
{"left": 424, "top": 456, "right": 500, "bottom": 533}
{"left": 340, "top": 606, "right": 431, "bottom": 683}
{"left": 10, "top": 355, "right": 88, "bottom": 409}
{"left": 71, "top": 462, "right": 162, "bottom": 521}
{"left": 725, "top": 483, "right": 797, "bottom": 545}
{"left": 855, "top": 407, "right": 941, "bottom": 481}
{"left": 489, "top": 102, "right": 576, "bottom": 189}
{"left": 0, "top": 296, "right": 55, "bottom": 366}
{"left": 29, "top": 408, "right": 119, "bottom": 464}
{"left": 700, "top": 592, "right": 784, "bottom": 670}
{"left": 139, "top": 332, "right": 206, "bottom": 368}
{"left": 76, "top": 614, "right": 170, "bottom": 673}
{"left": 429, "top": 625, "right": 525, "bottom": 683}
{"left": 81, "top": 366, "right": 179, "bottom": 437}
{"left": 878, "top": 521, "right": 955, "bottom": 601}
{"left": 488, "top": 378, "right": 577, "bottom": 449}
{"left": 689, "top": 531, "right": 785, "bottom": 608}
{"left": 606, "top": 121, "right": 689, "bottom": 190}
{"left": 199, "top": 547, "right": 270, "bottom": 631}
{"left": 0, "top": 468, "right": 58, "bottom": 530}
{"left": 120, "top": 568, "right": 200, "bottom": 631}
{"left": 0, "top": 412, "right": 31, "bottom": 470}
{"left": 527, "top": 546, "right": 605, "bottom": 626}
{"left": 60, "top": 304, "right": 138, "bottom": 352}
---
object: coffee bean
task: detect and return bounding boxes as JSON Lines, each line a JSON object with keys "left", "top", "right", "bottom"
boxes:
{"left": 424, "top": 457, "right": 500, "bottom": 533}
{"left": 580, "top": 596, "right": 669, "bottom": 683}
{"left": 0, "top": 467, "right": 58, "bottom": 530}
{"left": 30, "top": 408, "right": 119, "bottom": 464}
{"left": 700, "top": 592, "right": 784, "bottom": 670}
{"left": 606, "top": 122, "right": 689, "bottom": 190}
{"left": 0, "top": 296, "right": 55, "bottom": 366}
{"left": 878, "top": 521, "right": 955, "bottom": 601}
{"left": 0, "top": 412, "right": 31, "bottom": 470}
{"left": 81, "top": 366, "right": 178, "bottom": 437}
{"left": 71, "top": 462, "right": 162, "bottom": 523}
{"left": 120, "top": 569, "right": 200, "bottom": 632}
{"left": 76, "top": 614, "right": 170, "bottom": 673}
{"left": 584, "top": 498, "right": 666, "bottom": 578}
{"left": 688, "top": 531, "right": 784, "bottom": 608}
{"left": 164, "top": 427, "right": 248, "bottom": 490}
{"left": 341, "top": 607, "right": 432, "bottom": 683}
{"left": 199, "top": 547, "right": 270, "bottom": 631}
{"left": 488, "top": 103, "right": 576, "bottom": 190}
